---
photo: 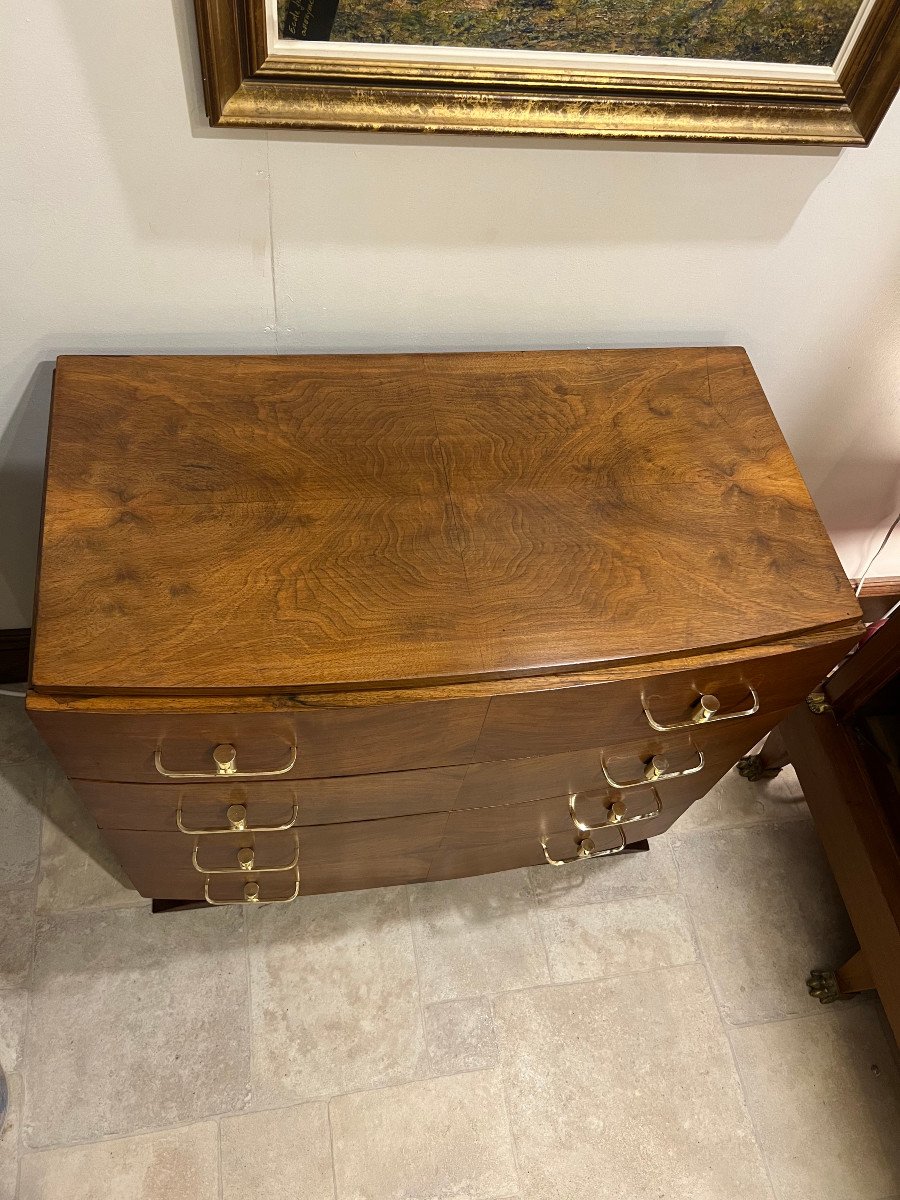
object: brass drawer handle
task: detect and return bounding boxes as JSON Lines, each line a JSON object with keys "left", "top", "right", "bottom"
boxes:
{"left": 541, "top": 826, "right": 627, "bottom": 866}
{"left": 601, "top": 744, "right": 704, "bottom": 790}
{"left": 155, "top": 742, "right": 298, "bottom": 780}
{"left": 641, "top": 687, "right": 760, "bottom": 733}
{"left": 569, "top": 787, "right": 662, "bottom": 834}
{"left": 191, "top": 834, "right": 300, "bottom": 876}
{"left": 176, "top": 800, "right": 299, "bottom": 836}
{"left": 204, "top": 871, "right": 300, "bottom": 906}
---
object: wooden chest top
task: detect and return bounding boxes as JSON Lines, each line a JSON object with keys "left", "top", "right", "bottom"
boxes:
{"left": 31, "top": 347, "right": 859, "bottom": 694}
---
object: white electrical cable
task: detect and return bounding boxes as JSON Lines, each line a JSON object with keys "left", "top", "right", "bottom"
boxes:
{"left": 855, "top": 510, "right": 900, "bottom": 597}
{"left": 0, "top": 687, "right": 26, "bottom": 699}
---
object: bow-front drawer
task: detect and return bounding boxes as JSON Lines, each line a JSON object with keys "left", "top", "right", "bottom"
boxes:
{"left": 72, "top": 765, "right": 468, "bottom": 832}
{"left": 474, "top": 637, "right": 855, "bottom": 761}
{"left": 71, "top": 704, "right": 781, "bottom": 835}
{"left": 28, "top": 698, "right": 490, "bottom": 784}
{"left": 104, "top": 812, "right": 449, "bottom": 902}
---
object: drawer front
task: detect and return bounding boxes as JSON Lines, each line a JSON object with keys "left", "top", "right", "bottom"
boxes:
{"left": 74, "top": 705, "right": 778, "bottom": 834}
{"left": 445, "top": 708, "right": 788, "bottom": 853}
{"left": 29, "top": 698, "right": 490, "bottom": 784}
{"left": 104, "top": 811, "right": 448, "bottom": 900}
{"left": 475, "top": 637, "right": 854, "bottom": 762}
{"left": 73, "top": 765, "right": 468, "bottom": 832}
{"left": 429, "top": 830, "right": 650, "bottom": 882}
{"left": 459, "top": 706, "right": 785, "bottom": 816}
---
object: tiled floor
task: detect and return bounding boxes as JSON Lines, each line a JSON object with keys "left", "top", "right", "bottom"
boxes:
{"left": 1, "top": 694, "right": 900, "bottom": 1200}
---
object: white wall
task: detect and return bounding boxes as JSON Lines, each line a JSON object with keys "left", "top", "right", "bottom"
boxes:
{"left": 2, "top": 0, "right": 899, "bottom": 629}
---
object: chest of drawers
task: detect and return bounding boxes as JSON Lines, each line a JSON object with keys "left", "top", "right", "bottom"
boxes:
{"left": 26, "top": 348, "right": 862, "bottom": 906}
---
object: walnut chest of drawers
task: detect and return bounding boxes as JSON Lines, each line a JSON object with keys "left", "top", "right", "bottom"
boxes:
{"left": 26, "top": 348, "right": 863, "bottom": 907}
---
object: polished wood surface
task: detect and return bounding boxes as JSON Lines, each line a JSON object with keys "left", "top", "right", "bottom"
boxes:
{"left": 106, "top": 811, "right": 448, "bottom": 900}
{"left": 32, "top": 349, "right": 858, "bottom": 694}
{"left": 28, "top": 697, "right": 489, "bottom": 782}
{"left": 73, "top": 765, "right": 469, "bottom": 831}
{"left": 27, "top": 349, "right": 863, "bottom": 907}
{"left": 30, "top": 662, "right": 804, "bottom": 786}
{"left": 473, "top": 635, "right": 855, "bottom": 761}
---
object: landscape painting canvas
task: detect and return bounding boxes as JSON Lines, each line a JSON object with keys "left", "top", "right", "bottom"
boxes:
{"left": 277, "top": 0, "right": 862, "bottom": 65}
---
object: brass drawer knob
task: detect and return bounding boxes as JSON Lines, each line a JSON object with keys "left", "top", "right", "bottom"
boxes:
{"left": 642, "top": 686, "right": 759, "bottom": 732}
{"left": 541, "top": 826, "right": 627, "bottom": 866}
{"left": 155, "top": 742, "right": 299, "bottom": 780}
{"left": 569, "top": 788, "right": 662, "bottom": 834}
{"left": 213, "top": 744, "right": 238, "bottom": 774}
{"left": 237, "top": 847, "right": 255, "bottom": 871}
{"left": 227, "top": 804, "right": 248, "bottom": 831}
{"left": 601, "top": 741, "right": 704, "bottom": 790}
{"left": 643, "top": 754, "right": 669, "bottom": 782}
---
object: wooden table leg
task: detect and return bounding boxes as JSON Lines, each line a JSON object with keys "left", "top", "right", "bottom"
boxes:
{"left": 807, "top": 949, "right": 875, "bottom": 1003}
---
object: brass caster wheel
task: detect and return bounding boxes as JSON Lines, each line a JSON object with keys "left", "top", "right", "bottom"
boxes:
{"left": 736, "top": 755, "right": 783, "bottom": 782}
{"left": 806, "top": 968, "right": 840, "bottom": 1004}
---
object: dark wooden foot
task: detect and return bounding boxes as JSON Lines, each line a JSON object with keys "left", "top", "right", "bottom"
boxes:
{"left": 151, "top": 898, "right": 208, "bottom": 914}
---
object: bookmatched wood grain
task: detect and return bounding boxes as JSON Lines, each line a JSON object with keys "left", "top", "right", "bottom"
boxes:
{"left": 26, "top": 348, "right": 863, "bottom": 905}
{"left": 31, "top": 349, "right": 859, "bottom": 694}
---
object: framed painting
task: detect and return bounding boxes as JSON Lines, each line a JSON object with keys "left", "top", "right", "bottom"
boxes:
{"left": 193, "top": 0, "right": 900, "bottom": 141}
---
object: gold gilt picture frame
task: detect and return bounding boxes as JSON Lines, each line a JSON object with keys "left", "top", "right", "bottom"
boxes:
{"left": 193, "top": 0, "right": 900, "bottom": 142}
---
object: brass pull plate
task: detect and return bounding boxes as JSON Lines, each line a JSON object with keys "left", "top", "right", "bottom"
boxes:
{"left": 155, "top": 742, "right": 298, "bottom": 780}
{"left": 204, "top": 868, "right": 301, "bottom": 906}
{"left": 569, "top": 787, "right": 662, "bottom": 834}
{"left": 192, "top": 834, "right": 300, "bottom": 876}
{"left": 176, "top": 799, "right": 299, "bottom": 836}
{"left": 541, "top": 825, "right": 627, "bottom": 866}
{"left": 601, "top": 742, "right": 704, "bottom": 789}
{"left": 641, "top": 687, "right": 760, "bottom": 733}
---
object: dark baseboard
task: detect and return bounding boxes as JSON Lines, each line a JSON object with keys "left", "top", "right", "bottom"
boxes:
{"left": 0, "top": 628, "right": 30, "bottom": 685}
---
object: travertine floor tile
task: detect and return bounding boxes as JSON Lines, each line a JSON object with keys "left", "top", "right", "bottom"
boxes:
{"left": 537, "top": 894, "right": 697, "bottom": 983}
{"left": 24, "top": 906, "right": 249, "bottom": 1146}
{"left": 673, "top": 764, "right": 807, "bottom": 832}
{"left": 423, "top": 996, "right": 498, "bottom": 1073}
{"left": 0, "top": 887, "right": 35, "bottom": 989}
{"left": 0, "top": 762, "right": 43, "bottom": 889}
{"left": 248, "top": 887, "right": 427, "bottom": 1107}
{"left": 0, "top": 1072, "right": 20, "bottom": 1200}
{"left": 0, "top": 991, "right": 26, "bottom": 1072}
{"left": 731, "top": 1004, "right": 900, "bottom": 1200}
{"left": 330, "top": 1070, "right": 518, "bottom": 1200}
{"left": 493, "top": 963, "right": 772, "bottom": 1200}
{"left": 222, "top": 1102, "right": 333, "bottom": 1200}
{"left": 37, "top": 771, "right": 143, "bottom": 914}
{"left": 0, "top": 698, "right": 46, "bottom": 765}
{"left": 18, "top": 1121, "right": 220, "bottom": 1200}
{"left": 409, "top": 870, "right": 547, "bottom": 1004}
{"left": 529, "top": 839, "right": 678, "bottom": 907}
{"left": 673, "top": 820, "right": 855, "bottom": 1024}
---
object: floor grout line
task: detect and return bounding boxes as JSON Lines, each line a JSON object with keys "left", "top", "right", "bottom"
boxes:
{"left": 325, "top": 1099, "right": 339, "bottom": 1200}
{"left": 678, "top": 883, "right": 782, "bottom": 1200}
{"left": 488, "top": 992, "right": 525, "bottom": 1200}
{"left": 242, "top": 907, "right": 256, "bottom": 1113}
{"left": 403, "top": 883, "right": 434, "bottom": 1072}
{"left": 216, "top": 1119, "right": 224, "bottom": 1200}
